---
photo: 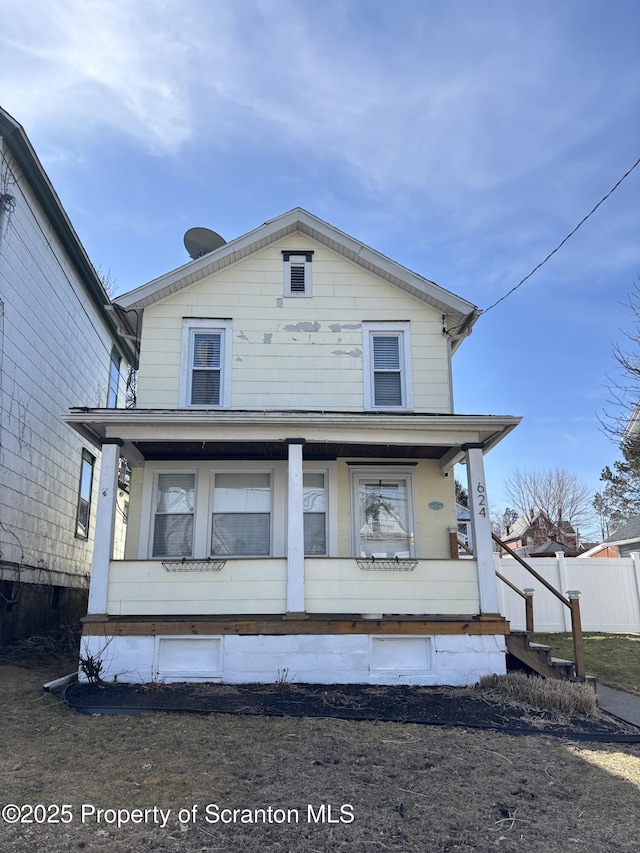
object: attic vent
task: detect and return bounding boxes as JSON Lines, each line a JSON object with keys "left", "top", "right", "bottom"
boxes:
{"left": 290, "top": 263, "right": 306, "bottom": 293}
{"left": 282, "top": 250, "right": 313, "bottom": 297}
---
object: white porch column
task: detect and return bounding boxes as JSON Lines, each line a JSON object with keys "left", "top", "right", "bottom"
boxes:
{"left": 463, "top": 443, "right": 500, "bottom": 614}
{"left": 286, "top": 439, "right": 305, "bottom": 614}
{"left": 87, "top": 440, "right": 121, "bottom": 615}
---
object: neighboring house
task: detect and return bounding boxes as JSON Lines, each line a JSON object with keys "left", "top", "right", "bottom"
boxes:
{"left": 65, "top": 208, "right": 520, "bottom": 686}
{"left": 0, "top": 107, "right": 136, "bottom": 642}
{"left": 456, "top": 502, "right": 474, "bottom": 555}
{"left": 500, "top": 511, "right": 578, "bottom": 557}
{"left": 579, "top": 514, "right": 640, "bottom": 559}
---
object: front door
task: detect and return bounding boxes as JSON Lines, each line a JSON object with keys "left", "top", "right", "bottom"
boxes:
{"left": 356, "top": 476, "right": 414, "bottom": 558}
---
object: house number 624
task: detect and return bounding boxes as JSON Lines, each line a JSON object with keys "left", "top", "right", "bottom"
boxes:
{"left": 476, "top": 482, "right": 487, "bottom": 517}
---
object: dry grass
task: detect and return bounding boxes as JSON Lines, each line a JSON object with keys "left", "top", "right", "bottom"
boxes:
{"left": 532, "top": 633, "right": 640, "bottom": 695}
{"left": 477, "top": 672, "right": 598, "bottom": 717}
{"left": 1, "top": 662, "right": 639, "bottom": 853}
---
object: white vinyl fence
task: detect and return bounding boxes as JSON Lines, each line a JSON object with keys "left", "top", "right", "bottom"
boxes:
{"left": 496, "top": 552, "right": 640, "bottom": 633}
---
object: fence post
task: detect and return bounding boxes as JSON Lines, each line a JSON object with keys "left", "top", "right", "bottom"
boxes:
{"left": 566, "top": 590, "right": 585, "bottom": 679}
{"left": 556, "top": 552, "right": 572, "bottom": 631}
{"left": 523, "top": 588, "right": 535, "bottom": 633}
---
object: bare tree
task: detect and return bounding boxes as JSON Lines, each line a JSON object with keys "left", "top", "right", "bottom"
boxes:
{"left": 502, "top": 467, "right": 595, "bottom": 543}
{"left": 601, "top": 280, "right": 640, "bottom": 452}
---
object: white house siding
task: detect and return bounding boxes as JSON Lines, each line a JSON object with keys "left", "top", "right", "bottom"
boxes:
{"left": 0, "top": 140, "right": 127, "bottom": 636}
{"left": 136, "top": 236, "right": 452, "bottom": 413}
{"left": 81, "top": 632, "right": 506, "bottom": 686}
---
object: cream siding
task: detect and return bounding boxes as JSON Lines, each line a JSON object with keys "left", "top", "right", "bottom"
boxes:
{"left": 107, "top": 559, "right": 287, "bottom": 615}
{"left": 305, "top": 559, "right": 479, "bottom": 614}
{"left": 136, "top": 236, "right": 452, "bottom": 412}
{"left": 105, "top": 557, "right": 478, "bottom": 617}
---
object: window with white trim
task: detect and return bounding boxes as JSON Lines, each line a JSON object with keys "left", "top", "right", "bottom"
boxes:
{"left": 152, "top": 473, "right": 195, "bottom": 557}
{"left": 211, "top": 472, "right": 272, "bottom": 556}
{"left": 75, "top": 449, "right": 95, "bottom": 539}
{"left": 282, "top": 251, "right": 313, "bottom": 296}
{"left": 107, "top": 348, "right": 121, "bottom": 408}
{"left": 362, "top": 322, "right": 413, "bottom": 410}
{"left": 303, "top": 472, "right": 326, "bottom": 555}
{"left": 180, "top": 320, "right": 232, "bottom": 408}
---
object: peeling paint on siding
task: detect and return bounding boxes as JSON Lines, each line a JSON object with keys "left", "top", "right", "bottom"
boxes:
{"left": 283, "top": 321, "right": 320, "bottom": 332}
{"left": 328, "top": 323, "right": 361, "bottom": 332}
{"left": 237, "top": 332, "right": 249, "bottom": 342}
{"left": 263, "top": 333, "right": 273, "bottom": 344}
{"left": 332, "top": 349, "right": 362, "bottom": 358}
{"left": 276, "top": 298, "right": 283, "bottom": 308}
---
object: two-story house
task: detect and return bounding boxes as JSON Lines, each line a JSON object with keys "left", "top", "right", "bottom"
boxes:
{"left": 0, "top": 107, "right": 136, "bottom": 641}
{"left": 65, "top": 209, "right": 520, "bottom": 686}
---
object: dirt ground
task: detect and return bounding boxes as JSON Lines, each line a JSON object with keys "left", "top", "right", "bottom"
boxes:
{"left": 1, "top": 660, "right": 639, "bottom": 853}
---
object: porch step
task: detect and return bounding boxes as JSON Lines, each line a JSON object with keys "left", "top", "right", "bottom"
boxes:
{"left": 506, "top": 631, "right": 576, "bottom": 681}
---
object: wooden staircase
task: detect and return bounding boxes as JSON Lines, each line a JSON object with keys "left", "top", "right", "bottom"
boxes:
{"left": 506, "top": 631, "right": 575, "bottom": 680}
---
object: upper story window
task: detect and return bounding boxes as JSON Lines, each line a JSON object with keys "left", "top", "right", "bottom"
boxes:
{"left": 180, "top": 319, "right": 232, "bottom": 408}
{"left": 106, "top": 348, "right": 121, "bottom": 408}
{"left": 362, "top": 322, "right": 413, "bottom": 411}
{"left": 282, "top": 251, "right": 313, "bottom": 296}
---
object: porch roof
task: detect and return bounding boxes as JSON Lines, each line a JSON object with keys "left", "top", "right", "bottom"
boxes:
{"left": 64, "top": 408, "right": 521, "bottom": 466}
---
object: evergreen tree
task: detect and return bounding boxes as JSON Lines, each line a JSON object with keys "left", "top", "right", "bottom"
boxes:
{"left": 593, "top": 440, "right": 640, "bottom": 537}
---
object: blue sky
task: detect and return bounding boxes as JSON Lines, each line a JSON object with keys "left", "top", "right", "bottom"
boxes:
{"left": 2, "top": 0, "right": 639, "bottom": 525}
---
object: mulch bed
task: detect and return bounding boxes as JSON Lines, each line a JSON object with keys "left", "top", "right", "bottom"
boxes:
{"left": 64, "top": 680, "right": 640, "bottom": 740}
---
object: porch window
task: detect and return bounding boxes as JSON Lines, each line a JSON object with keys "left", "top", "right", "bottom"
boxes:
{"left": 356, "top": 476, "right": 413, "bottom": 558}
{"left": 152, "top": 473, "right": 195, "bottom": 557}
{"left": 363, "top": 322, "right": 413, "bottom": 410}
{"left": 211, "top": 473, "right": 271, "bottom": 556}
{"left": 303, "top": 472, "right": 326, "bottom": 555}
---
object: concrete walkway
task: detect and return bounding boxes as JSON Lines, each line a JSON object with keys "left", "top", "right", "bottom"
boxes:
{"left": 597, "top": 685, "right": 640, "bottom": 727}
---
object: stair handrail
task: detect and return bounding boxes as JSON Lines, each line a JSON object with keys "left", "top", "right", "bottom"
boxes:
{"left": 492, "top": 533, "right": 585, "bottom": 679}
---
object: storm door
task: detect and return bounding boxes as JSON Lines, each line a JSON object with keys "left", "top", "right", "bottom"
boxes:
{"left": 355, "top": 475, "right": 415, "bottom": 558}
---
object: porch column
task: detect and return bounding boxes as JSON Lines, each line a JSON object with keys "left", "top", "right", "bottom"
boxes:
{"left": 87, "top": 440, "right": 122, "bottom": 616}
{"left": 286, "top": 439, "right": 305, "bottom": 614}
{"left": 463, "top": 443, "right": 500, "bottom": 614}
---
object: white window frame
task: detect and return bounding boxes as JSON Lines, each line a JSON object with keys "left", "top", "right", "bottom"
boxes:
{"left": 107, "top": 347, "right": 121, "bottom": 408}
{"left": 75, "top": 449, "right": 95, "bottom": 539}
{"left": 180, "top": 319, "right": 232, "bottom": 408}
{"left": 150, "top": 470, "right": 197, "bottom": 559}
{"left": 349, "top": 466, "right": 418, "bottom": 558}
{"left": 362, "top": 322, "right": 413, "bottom": 411}
{"left": 282, "top": 251, "right": 313, "bottom": 297}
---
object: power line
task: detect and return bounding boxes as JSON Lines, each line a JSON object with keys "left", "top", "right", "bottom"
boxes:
{"left": 482, "top": 154, "right": 640, "bottom": 317}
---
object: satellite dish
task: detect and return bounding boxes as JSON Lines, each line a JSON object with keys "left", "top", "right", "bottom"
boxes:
{"left": 183, "top": 227, "right": 226, "bottom": 259}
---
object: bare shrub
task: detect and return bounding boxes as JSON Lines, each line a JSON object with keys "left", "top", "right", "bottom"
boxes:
{"left": 477, "top": 672, "right": 597, "bottom": 716}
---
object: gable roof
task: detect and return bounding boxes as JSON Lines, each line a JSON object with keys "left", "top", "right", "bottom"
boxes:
{"left": 605, "top": 514, "right": 640, "bottom": 544}
{"left": 0, "top": 106, "right": 137, "bottom": 367}
{"left": 115, "top": 208, "right": 480, "bottom": 352}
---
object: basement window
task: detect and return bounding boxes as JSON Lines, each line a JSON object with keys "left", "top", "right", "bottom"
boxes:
{"left": 282, "top": 251, "right": 313, "bottom": 296}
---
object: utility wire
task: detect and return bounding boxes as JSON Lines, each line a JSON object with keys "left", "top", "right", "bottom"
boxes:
{"left": 482, "top": 154, "right": 640, "bottom": 317}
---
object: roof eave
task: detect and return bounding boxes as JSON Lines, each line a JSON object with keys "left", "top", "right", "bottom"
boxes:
{"left": 0, "top": 107, "right": 138, "bottom": 367}
{"left": 115, "top": 208, "right": 478, "bottom": 327}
